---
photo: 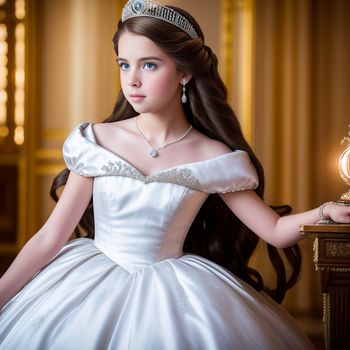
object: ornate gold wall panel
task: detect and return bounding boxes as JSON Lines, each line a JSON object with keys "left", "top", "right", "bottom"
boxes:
{"left": 0, "top": 0, "right": 28, "bottom": 254}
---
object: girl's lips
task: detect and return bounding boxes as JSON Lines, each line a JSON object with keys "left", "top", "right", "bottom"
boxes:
{"left": 130, "top": 94, "right": 145, "bottom": 102}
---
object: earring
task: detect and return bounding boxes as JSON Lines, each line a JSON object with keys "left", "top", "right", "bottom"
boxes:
{"left": 181, "top": 81, "right": 188, "bottom": 104}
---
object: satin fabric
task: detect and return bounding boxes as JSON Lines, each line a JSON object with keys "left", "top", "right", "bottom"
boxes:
{"left": 0, "top": 123, "right": 314, "bottom": 349}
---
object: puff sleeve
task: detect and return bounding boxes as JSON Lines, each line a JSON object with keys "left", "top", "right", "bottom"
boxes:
{"left": 62, "top": 122, "right": 101, "bottom": 177}
{"left": 189, "top": 150, "right": 259, "bottom": 194}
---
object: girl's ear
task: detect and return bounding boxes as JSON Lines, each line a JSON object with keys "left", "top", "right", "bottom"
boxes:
{"left": 180, "top": 72, "right": 193, "bottom": 84}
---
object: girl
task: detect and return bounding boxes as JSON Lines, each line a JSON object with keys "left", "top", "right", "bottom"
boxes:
{"left": 0, "top": 0, "right": 349, "bottom": 349}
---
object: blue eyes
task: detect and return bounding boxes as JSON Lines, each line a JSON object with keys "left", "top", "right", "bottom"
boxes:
{"left": 119, "top": 62, "right": 130, "bottom": 71}
{"left": 144, "top": 63, "right": 156, "bottom": 70}
{"left": 118, "top": 62, "right": 157, "bottom": 71}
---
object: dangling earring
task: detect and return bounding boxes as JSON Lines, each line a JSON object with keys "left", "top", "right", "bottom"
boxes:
{"left": 181, "top": 81, "right": 188, "bottom": 104}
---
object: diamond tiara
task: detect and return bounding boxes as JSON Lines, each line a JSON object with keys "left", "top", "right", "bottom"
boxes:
{"left": 121, "top": 0, "right": 199, "bottom": 40}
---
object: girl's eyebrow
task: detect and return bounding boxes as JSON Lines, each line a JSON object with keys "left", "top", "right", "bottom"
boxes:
{"left": 117, "top": 56, "right": 163, "bottom": 62}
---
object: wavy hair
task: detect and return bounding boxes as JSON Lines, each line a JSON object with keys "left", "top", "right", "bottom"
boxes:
{"left": 51, "top": 6, "right": 301, "bottom": 303}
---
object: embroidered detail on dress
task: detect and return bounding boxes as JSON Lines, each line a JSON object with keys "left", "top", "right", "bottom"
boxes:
{"left": 219, "top": 187, "right": 253, "bottom": 194}
{"left": 101, "top": 160, "right": 201, "bottom": 190}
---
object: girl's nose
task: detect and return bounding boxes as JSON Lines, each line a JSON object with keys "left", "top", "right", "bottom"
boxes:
{"left": 128, "top": 79, "right": 141, "bottom": 87}
{"left": 127, "top": 73, "right": 141, "bottom": 88}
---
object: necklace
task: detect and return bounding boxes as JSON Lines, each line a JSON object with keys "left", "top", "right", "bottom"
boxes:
{"left": 135, "top": 117, "right": 193, "bottom": 158}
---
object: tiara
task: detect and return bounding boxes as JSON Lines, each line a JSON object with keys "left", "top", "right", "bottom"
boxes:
{"left": 121, "top": 0, "right": 199, "bottom": 40}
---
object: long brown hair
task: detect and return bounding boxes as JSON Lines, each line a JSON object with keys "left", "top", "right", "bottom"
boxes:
{"left": 51, "top": 6, "right": 301, "bottom": 303}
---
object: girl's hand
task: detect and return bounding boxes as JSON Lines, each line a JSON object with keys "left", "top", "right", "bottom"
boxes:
{"left": 323, "top": 202, "right": 350, "bottom": 224}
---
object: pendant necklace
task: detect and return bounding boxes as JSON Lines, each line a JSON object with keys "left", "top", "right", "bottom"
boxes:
{"left": 135, "top": 117, "right": 193, "bottom": 158}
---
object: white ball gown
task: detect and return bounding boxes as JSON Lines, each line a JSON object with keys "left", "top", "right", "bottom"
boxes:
{"left": 0, "top": 123, "right": 314, "bottom": 349}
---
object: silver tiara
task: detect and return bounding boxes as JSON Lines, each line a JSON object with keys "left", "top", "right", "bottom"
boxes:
{"left": 121, "top": 0, "right": 199, "bottom": 40}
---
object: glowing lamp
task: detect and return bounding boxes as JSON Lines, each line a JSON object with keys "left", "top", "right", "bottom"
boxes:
{"left": 338, "top": 125, "right": 350, "bottom": 204}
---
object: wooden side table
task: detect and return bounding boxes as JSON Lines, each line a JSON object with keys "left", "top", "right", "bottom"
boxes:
{"left": 300, "top": 224, "right": 350, "bottom": 350}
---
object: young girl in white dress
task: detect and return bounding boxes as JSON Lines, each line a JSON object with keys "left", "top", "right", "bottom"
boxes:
{"left": 0, "top": 1, "right": 349, "bottom": 349}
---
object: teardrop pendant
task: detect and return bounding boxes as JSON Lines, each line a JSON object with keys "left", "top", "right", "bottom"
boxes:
{"left": 135, "top": 117, "right": 192, "bottom": 159}
{"left": 149, "top": 149, "right": 158, "bottom": 158}
{"left": 181, "top": 84, "right": 187, "bottom": 103}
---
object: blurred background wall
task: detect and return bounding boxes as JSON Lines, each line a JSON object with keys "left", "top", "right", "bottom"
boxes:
{"left": 0, "top": 0, "right": 349, "bottom": 347}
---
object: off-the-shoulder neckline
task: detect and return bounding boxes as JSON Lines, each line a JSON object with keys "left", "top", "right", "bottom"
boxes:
{"left": 77, "top": 122, "right": 244, "bottom": 179}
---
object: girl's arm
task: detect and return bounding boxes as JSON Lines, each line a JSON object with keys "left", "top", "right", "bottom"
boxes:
{"left": 220, "top": 190, "right": 350, "bottom": 248}
{"left": 0, "top": 172, "right": 93, "bottom": 310}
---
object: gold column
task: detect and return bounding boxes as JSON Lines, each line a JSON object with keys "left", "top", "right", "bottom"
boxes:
{"left": 20, "top": 0, "right": 37, "bottom": 248}
{"left": 220, "top": 0, "right": 255, "bottom": 144}
{"left": 220, "top": 0, "right": 234, "bottom": 102}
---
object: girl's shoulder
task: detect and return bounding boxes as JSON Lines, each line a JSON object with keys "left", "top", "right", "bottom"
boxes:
{"left": 91, "top": 119, "right": 136, "bottom": 147}
{"left": 189, "top": 128, "right": 232, "bottom": 159}
{"left": 92, "top": 119, "right": 133, "bottom": 137}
